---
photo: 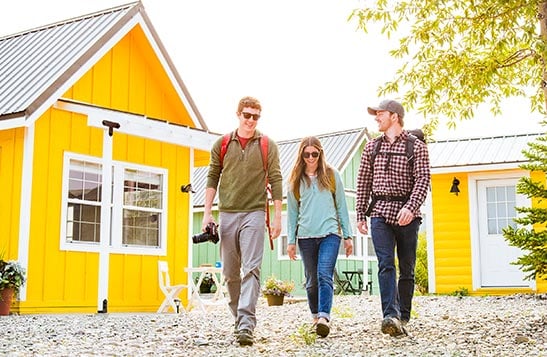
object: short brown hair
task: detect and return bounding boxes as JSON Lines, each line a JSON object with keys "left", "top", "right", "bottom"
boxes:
{"left": 237, "top": 96, "right": 262, "bottom": 113}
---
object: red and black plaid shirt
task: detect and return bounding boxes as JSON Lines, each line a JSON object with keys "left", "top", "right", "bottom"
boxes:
{"left": 356, "top": 131, "right": 431, "bottom": 225}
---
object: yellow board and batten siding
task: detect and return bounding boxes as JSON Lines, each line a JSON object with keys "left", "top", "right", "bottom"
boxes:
{"left": 0, "top": 128, "right": 25, "bottom": 266}
{"left": 530, "top": 171, "right": 547, "bottom": 292}
{"left": 22, "top": 26, "right": 193, "bottom": 313}
{"left": 431, "top": 171, "right": 547, "bottom": 295}
{"left": 431, "top": 173, "right": 473, "bottom": 293}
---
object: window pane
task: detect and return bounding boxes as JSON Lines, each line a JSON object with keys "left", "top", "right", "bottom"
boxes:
{"left": 124, "top": 169, "right": 162, "bottom": 208}
{"left": 485, "top": 184, "right": 518, "bottom": 235}
{"left": 487, "top": 218, "right": 497, "bottom": 234}
{"left": 122, "top": 209, "right": 160, "bottom": 247}
{"left": 122, "top": 168, "right": 164, "bottom": 248}
{"left": 508, "top": 204, "right": 516, "bottom": 218}
{"left": 507, "top": 186, "right": 516, "bottom": 201}
{"left": 486, "top": 187, "right": 495, "bottom": 201}
{"left": 67, "top": 203, "right": 101, "bottom": 242}
{"left": 486, "top": 203, "right": 496, "bottom": 219}
{"left": 68, "top": 160, "right": 102, "bottom": 202}
{"left": 497, "top": 202, "right": 507, "bottom": 218}
{"left": 498, "top": 218, "right": 509, "bottom": 233}
{"left": 496, "top": 186, "right": 506, "bottom": 201}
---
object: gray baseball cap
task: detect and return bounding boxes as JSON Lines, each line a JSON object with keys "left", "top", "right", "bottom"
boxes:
{"left": 367, "top": 99, "right": 404, "bottom": 119}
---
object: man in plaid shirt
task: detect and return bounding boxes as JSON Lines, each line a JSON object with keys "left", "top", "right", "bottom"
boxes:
{"left": 356, "top": 99, "right": 430, "bottom": 337}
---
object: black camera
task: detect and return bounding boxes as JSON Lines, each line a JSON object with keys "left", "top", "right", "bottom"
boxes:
{"left": 192, "top": 222, "right": 219, "bottom": 244}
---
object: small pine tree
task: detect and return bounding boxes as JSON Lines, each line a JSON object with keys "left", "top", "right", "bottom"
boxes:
{"left": 503, "top": 124, "right": 547, "bottom": 280}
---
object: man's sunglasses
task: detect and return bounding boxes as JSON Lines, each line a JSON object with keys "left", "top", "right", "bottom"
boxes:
{"left": 302, "top": 151, "right": 320, "bottom": 158}
{"left": 241, "top": 112, "right": 260, "bottom": 121}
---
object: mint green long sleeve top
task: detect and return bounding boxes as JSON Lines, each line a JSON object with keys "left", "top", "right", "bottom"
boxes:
{"left": 287, "top": 169, "right": 352, "bottom": 244}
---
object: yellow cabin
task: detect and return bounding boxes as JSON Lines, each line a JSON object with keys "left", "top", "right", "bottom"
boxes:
{"left": 427, "top": 133, "right": 546, "bottom": 295}
{"left": 0, "top": 2, "right": 215, "bottom": 313}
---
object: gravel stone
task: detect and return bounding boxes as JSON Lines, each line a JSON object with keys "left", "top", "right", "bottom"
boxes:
{"left": 2, "top": 294, "right": 546, "bottom": 356}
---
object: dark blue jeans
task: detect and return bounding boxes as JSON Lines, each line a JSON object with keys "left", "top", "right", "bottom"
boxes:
{"left": 298, "top": 234, "right": 341, "bottom": 321}
{"left": 370, "top": 217, "right": 421, "bottom": 321}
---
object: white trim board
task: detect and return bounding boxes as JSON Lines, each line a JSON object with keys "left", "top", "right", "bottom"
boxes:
{"left": 54, "top": 99, "right": 217, "bottom": 151}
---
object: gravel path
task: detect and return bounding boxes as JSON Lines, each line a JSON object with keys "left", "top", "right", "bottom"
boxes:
{"left": 2, "top": 294, "right": 546, "bottom": 356}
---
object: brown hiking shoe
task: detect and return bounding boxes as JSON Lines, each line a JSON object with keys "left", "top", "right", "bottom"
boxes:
{"left": 316, "top": 318, "right": 330, "bottom": 338}
{"left": 381, "top": 317, "right": 406, "bottom": 337}
{"left": 237, "top": 329, "right": 254, "bottom": 346}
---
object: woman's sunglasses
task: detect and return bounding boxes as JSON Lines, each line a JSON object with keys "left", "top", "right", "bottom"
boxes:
{"left": 241, "top": 112, "right": 260, "bottom": 121}
{"left": 302, "top": 151, "right": 320, "bottom": 159}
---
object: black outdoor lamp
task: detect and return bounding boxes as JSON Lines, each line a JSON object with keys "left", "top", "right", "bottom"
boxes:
{"left": 450, "top": 177, "right": 460, "bottom": 196}
{"left": 181, "top": 184, "right": 195, "bottom": 193}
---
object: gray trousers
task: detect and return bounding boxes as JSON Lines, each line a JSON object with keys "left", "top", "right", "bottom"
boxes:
{"left": 219, "top": 211, "right": 265, "bottom": 331}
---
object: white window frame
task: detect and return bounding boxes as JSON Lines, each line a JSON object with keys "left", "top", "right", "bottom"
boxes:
{"left": 60, "top": 152, "right": 168, "bottom": 255}
{"left": 278, "top": 211, "right": 294, "bottom": 260}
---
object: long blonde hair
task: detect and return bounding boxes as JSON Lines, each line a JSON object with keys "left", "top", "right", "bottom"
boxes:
{"left": 288, "top": 136, "right": 334, "bottom": 196}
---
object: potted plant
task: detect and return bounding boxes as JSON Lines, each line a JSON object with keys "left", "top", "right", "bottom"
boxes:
{"left": 0, "top": 259, "right": 26, "bottom": 315}
{"left": 262, "top": 275, "right": 295, "bottom": 306}
{"left": 196, "top": 272, "right": 216, "bottom": 294}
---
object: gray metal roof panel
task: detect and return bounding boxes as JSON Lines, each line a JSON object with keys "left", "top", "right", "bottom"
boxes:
{"left": 429, "top": 132, "right": 543, "bottom": 169}
{"left": 0, "top": 3, "right": 136, "bottom": 117}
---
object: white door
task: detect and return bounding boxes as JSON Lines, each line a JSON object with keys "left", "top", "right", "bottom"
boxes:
{"left": 477, "top": 178, "right": 528, "bottom": 287}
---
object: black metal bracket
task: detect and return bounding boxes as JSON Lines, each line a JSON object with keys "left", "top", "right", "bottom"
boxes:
{"left": 102, "top": 120, "right": 120, "bottom": 137}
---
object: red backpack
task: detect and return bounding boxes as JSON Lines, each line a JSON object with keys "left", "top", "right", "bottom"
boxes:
{"left": 219, "top": 133, "right": 268, "bottom": 173}
{"left": 219, "top": 133, "right": 274, "bottom": 250}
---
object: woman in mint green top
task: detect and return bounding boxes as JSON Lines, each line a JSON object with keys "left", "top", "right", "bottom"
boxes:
{"left": 287, "top": 136, "right": 353, "bottom": 338}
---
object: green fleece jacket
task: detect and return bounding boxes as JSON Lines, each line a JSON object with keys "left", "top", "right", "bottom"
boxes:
{"left": 206, "top": 130, "right": 283, "bottom": 212}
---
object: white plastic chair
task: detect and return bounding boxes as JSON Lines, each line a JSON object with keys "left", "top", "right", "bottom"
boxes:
{"left": 157, "top": 260, "right": 187, "bottom": 313}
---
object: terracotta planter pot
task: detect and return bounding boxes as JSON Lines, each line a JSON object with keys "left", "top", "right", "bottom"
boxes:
{"left": 265, "top": 294, "right": 284, "bottom": 306}
{"left": 0, "top": 287, "right": 14, "bottom": 316}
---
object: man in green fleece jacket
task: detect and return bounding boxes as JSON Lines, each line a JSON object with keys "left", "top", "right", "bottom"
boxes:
{"left": 202, "top": 96, "right": 283, "bottom": 346}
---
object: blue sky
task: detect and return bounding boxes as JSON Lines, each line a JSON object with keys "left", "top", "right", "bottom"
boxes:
{"left": 1, "top": 0, "right": 543, "bottom": 140}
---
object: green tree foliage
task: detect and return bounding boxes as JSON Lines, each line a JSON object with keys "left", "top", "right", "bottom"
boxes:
{"left": 503, "top": 130, "right": 547, "bottom": 280}
{"left": 415, "top": 232, "right": 428, "bottom": 294}
{"left": 350, "top": 1, "right": 547, "bottom": 130}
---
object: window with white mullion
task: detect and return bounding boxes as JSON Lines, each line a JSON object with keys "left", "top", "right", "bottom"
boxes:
{"left": 61, "top": 153, "right": 168, "bottom": 255}
{"left": 65, "top": 158, "right": 103, "bottom": 244}
{"left": 121, "top": 167, "right": 163, "bottom": 247}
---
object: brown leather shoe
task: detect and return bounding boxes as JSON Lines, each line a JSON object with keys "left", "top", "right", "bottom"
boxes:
{"left": 381, "top": 317, "right": 406, "bottom": 337}
{"left": 316, "top": 317, "right": 330, "bottom": 338}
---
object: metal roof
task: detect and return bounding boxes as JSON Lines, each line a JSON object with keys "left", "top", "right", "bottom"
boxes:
{"left": 192, "top": 127, "right": 367, "bottom": 207}
{"left": 0, "top": 1, "right": 206, "bottom": 129}
{"left": 429, "top": 132, "right": 544, "bottom": 170}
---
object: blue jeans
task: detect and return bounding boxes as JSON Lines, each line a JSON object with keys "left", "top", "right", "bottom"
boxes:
{"left": 370, "top": 217, "right": 421, "bottom": 321}
{"left": 298, "top": 234, "right": 341, "bottom": 321}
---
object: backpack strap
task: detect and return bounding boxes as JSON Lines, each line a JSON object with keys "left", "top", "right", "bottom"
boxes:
{"left": 405, "top": 133, "right": 417, "bottom": 171}
{"left": 369, "top": 137, "right": 383, "bottom": 178}
{"left": 218, "top": 132, "right": 272, "bottom": 249}
{"left": 219, "top": 133, "right": 232, "bottom": 169}
{"left": 260, "top": 135, "right": 273, "bottom": 250}
{"left": 366, "top": 133, "right": 417, "bottom": 217}
{"left": 260, "top": 135, "right": 269, "bottom": 176}
{"left": 219, "top": 132, "right": 268, "bottom": 172}
{"left": 370, "top": 134, "right": 417, "bottom": 175}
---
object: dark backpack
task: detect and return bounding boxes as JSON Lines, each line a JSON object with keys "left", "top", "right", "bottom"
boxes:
{"left": 365, "top": 129, "right": 426, "bottom": 217}
{"left": 370, "top": 129, "right": 426, "bottom": 175}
